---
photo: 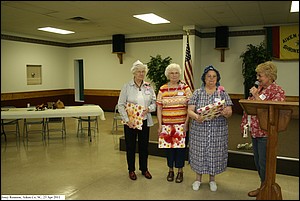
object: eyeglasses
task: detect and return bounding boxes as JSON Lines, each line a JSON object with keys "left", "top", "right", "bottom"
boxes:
{"left": 136, "top": 70, "right": 146, "bottom": 74}
{"left": 169, "top": 72, "right": 179, "bottom": 75}
{"left": 206, "top": 75, "right": 217, "bottom": 79}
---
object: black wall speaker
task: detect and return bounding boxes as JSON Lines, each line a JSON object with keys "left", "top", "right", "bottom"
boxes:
{"left": 215, "top": 26, "right": 229, "bottom": 49}
{"left": 112, "top": 34, "right": 125, "bottom": 53}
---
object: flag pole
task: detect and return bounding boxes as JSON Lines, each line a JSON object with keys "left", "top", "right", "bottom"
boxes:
{"left": 183, "top": 29, "right": 194, "bottom": 91}
{"left": 185, "top": 29, "right": 190, "bottom": 37}
{"left": 185, "top": 30, "right": 190, "bottom": 52}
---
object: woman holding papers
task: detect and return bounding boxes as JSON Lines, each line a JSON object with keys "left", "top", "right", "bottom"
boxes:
{"left": 118, "top": 60, "right": 156, "bottom": 181}
{"left": 156, "top": 63, "right": 192, "bottom": 183}
{"left": 187, "top": 65, "right": 233, "bottom": 192}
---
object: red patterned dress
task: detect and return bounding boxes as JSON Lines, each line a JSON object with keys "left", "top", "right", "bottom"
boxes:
{"left": 240, "top": 82, "right": 286, "bottom": 138}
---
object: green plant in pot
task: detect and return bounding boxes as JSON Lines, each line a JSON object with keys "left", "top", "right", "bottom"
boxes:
{"left": 240, "top": 42, "right": 272, "bottom": 98}
{"left": 146, "top": 54, "right": 172, "bottom": 95}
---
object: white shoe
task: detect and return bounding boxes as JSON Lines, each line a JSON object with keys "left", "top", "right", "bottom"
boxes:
{"left": 209, "top": 181, "right": 217, "bottom": 191}
{"left": 192, "top": 181, "right": 201, "bottom": 191}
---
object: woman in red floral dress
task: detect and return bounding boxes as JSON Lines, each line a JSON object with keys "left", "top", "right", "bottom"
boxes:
{"left": 240, "top": 61, "right": 286, "bottom": 197}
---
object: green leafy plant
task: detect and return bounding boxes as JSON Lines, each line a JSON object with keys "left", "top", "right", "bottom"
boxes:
{"left": 146, "top": 55, "right": 172, "bottom": 95}
{"left": 240, "top": 42, "right": 272, "bottom": 98}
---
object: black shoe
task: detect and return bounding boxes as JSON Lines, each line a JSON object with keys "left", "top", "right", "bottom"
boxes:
{"left": 167, "top": 171, "right": 174, "bottom": 182}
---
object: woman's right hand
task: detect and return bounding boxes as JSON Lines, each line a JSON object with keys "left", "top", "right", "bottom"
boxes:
{"left": 127, "top": 121, "right": 134, "bottom": 128}
{"left": 157, "top": 125, "right": 162, "bottom": 136}
{"left": 195, "top": 114, "right": 204, "bottom": 123}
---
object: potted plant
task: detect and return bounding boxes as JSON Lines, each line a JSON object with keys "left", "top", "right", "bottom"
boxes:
{"left": 240, "top": 42, "right": 272, "bottom": 98}
{"left": 146, "top": 54, "right": 172, "bottom": 95}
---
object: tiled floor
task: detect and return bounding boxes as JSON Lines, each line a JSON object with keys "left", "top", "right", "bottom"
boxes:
{"left": 1, "top": 112, "right": 299, "bottom": 200}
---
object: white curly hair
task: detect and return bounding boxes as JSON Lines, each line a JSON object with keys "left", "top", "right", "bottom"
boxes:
{"left": 164, "top": 63, "right": 181, "bottom": 79}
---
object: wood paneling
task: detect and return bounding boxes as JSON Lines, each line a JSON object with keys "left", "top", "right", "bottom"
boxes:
{"left": 1, "top": 89, "right": 298, "bottom": 112}
{"left": 84, "top": 89, "right": 120, "bottom": 97}
{"left": 1, "top": 89, "right": 74, "bottom": 101}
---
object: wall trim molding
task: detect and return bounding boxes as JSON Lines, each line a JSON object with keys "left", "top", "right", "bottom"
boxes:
{"left": 1, "top": 29, "right": 265, "bottom": 48}
{"left": 2, "top": 89, "right": 298, "bottom": 102}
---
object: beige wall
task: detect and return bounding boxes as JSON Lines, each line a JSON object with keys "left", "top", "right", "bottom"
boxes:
{"left": 1, "top": 26, "right": 299, "bottom": 96}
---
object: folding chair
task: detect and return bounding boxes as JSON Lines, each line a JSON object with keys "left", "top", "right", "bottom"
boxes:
{"left": 44, "top": 117, "right": 66, "bottom": 139}
{"left": 111, "top": 104, "right": 123, "bottom": 134}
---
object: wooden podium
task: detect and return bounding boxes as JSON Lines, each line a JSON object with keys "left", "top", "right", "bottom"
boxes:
{"left": 239, "top": 100, "right": 299, "bottom": 200}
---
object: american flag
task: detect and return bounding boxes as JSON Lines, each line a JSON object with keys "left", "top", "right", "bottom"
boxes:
{"left": 184, "top": 35, "right": 194, "bottom": 91}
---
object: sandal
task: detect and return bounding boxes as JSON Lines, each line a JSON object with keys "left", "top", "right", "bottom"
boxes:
{"left": 167, "top": 171, "right": 174, "bottom": 182}
{"left": 175, "top": 172, "right": 183, "bottom": 183}
{"left": 248, "top": 188, "right": 260, "bottom": 197}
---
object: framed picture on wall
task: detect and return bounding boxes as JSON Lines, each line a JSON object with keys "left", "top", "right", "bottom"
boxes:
{"left": 27, "top": 64, "right": 42, "bottom": 85}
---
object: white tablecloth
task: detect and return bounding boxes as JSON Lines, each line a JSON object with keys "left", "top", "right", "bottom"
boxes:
{"left": 1, "top": 105, "right": 106, "bottom": 120}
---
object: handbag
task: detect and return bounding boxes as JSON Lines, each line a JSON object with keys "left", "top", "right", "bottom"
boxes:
{"left": 55, "top": 99, "right": 65, "bottom": 109}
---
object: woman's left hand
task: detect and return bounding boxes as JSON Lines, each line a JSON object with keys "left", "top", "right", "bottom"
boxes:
{"left": 221, "top": 106, "right": 232, "bottom": 118}
{"left": 142, "top": 108, "right": 149, "bottom": 117}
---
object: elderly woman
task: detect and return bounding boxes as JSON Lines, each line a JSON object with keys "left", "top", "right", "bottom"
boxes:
{"left": 240, "top": 61, "right": 285, "bottom": 197}
{"left": 118, "top": 60, "right": 156, "bottom": 180}
{"left": 156, "top": 63, "right": 192, "bottom": 183}
{"left": 187, "top": 65, "right": 233, "bottom": 192}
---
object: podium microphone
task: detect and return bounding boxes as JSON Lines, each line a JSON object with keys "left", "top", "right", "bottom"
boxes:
{"left": 249, "top": 81, "right": 260, "bottom": 97}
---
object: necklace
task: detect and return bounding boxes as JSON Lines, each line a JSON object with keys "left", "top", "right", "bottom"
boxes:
{"left": 168, "top": 82, "right": 179, "bottom": 96}
{"left": 134, "top": 80, "right": 143, "bottom": 91}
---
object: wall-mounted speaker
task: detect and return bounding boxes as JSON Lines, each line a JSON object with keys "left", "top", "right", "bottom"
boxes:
{"left": 215, "top": 26, "right": 229, "bottom": 49}
{"left": 112, "top": 34, "right": 125, "bottom": 53}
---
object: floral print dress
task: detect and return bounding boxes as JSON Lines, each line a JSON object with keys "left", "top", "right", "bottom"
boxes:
{"left": 240, "top": 82, "right": 285, "bottom": 138}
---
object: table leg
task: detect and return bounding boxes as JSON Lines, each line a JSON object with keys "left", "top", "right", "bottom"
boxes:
{"left": 88, "top": 116, "right": 91, "bottom": 142}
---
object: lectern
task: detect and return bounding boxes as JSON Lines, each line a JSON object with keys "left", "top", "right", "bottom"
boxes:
{"left": 239, "top": 99, "right": 299, "bottom": 200}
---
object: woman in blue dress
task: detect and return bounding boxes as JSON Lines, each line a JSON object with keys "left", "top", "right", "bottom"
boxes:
{"left": 187, "top": 65, "right": 233, "bottom": 192}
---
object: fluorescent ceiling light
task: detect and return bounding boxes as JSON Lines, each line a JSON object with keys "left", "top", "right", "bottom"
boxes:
{"left": 290, "top": 1, "right": 299, "bottom": 12}
{"left": 133, "top": 13, "right": 170, "bottom": 24}
{"left": 38, "top": 27, "right": 75, "bottom": 34}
